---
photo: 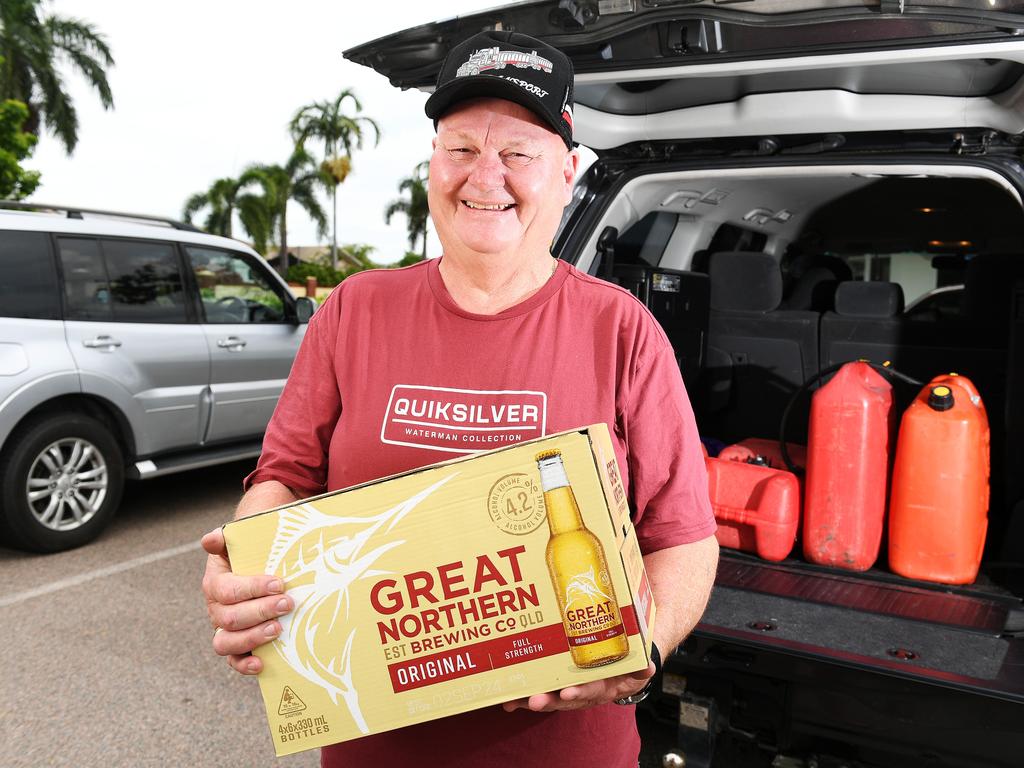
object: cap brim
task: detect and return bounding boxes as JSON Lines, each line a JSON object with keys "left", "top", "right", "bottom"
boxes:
{"left": 425, "top": 76, "right": 570, "bottom": 147}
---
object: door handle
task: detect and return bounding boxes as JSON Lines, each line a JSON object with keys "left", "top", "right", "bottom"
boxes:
{"left": 217, "top": 336, "right": 247, "bottom": 351}
{"left": 82, "top": 335, "right": 122, "bottom": 351}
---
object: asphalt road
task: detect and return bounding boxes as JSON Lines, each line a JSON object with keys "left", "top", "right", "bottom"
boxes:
{"left": 0, "top": 460, "right": 319, "bottom": 768}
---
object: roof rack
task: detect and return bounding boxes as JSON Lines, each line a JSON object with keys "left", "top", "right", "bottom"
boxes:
{"left": 0, "top": 200, "right": 203, "bottom": 232}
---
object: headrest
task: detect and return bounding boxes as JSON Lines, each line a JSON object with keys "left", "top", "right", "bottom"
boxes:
{"left": 784, "top": 267, "right": 840, "bottom": 312}
{"left": 783, "top": 254, "right": 853, "bottom": 311}
{"left": 834, "top": 281, "right": 904, "bottom": 317}
{"left": 709, "top": 251, "right": 782, "bottom": 313}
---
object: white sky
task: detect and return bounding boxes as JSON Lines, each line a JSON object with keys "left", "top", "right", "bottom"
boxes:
{"left": 28, "top": 0, "right": 502, "bottom": 263}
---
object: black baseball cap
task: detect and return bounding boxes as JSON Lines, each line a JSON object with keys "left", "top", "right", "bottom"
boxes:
{"left": 424, "top": 31, "right": 574, "bottom": 149}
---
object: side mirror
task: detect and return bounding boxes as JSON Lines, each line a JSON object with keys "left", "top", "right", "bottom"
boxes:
{"left": 294, "top": 296, "right": 317, "bottom": 323}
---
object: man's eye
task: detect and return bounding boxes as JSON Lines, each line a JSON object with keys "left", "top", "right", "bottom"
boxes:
{"left": 503, "top": 152, "right": 535, "bottom": 166}
{"left": 446, "top": 147, "right": 473, "bottom": 158}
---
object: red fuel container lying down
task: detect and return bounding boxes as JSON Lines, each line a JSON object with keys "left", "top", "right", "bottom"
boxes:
{"left": 706, "top": 456, "right": 801, "bottom": 562}
{"left": 719, "top": 438, "right": 807, "bottom": 471}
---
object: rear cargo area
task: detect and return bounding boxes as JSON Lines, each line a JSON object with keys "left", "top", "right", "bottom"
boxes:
{"left": 598, "top": 168, "right": 1024, "bottom": 718}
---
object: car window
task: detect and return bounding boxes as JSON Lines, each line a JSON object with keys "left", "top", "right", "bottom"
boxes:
{"left": 58, "top": 237, "right": 188, "bottom": 323}
{"left": 102, "top": 239, "right": 188, "bottom": 323}
{"left": 185, "top": 246, "right": 287, "bottom": 324}
{"left": 0, "top": 230, "right": 60, "bottom": 320}
{"left": 844, "top": 251, "right": 958, "bottom": 309}
{"left": 58, "top": 238, "right": 114, "bottom": 321}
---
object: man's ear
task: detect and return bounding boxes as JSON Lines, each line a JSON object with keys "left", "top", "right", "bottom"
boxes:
{"left": 563, "top": 149, "right": 580, "bottom": 202}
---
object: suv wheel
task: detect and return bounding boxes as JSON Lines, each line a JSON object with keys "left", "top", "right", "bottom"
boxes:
{"left": 0, "top": 413, "right": 125, "bottom": 553}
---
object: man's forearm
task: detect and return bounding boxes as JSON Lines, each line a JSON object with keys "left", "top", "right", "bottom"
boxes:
{"left": 642, "top": 534, "right": 719, "bottom": 654}
{"left": 235, "top": 480, "right": 300, "bottom": 520}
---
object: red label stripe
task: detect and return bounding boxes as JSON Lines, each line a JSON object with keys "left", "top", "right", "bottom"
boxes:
{"left": 566, "top": 622, "right": 625, "bottom": 647}
{"left": 386, "top": 604, "right": 639, "bottom": 693}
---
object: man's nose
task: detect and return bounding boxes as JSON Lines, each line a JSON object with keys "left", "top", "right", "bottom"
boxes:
{"left": 467, "top": 150, "right": 506, "bottom": 191}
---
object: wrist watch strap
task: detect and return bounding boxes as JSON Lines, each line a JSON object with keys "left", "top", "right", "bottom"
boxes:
{"left": 613, "top": 642, "right": 662, "bottom": 705}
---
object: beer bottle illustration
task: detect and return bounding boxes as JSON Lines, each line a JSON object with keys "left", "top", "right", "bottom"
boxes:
{"left": 536, "top": 449, "right": 629, "bottom": 668}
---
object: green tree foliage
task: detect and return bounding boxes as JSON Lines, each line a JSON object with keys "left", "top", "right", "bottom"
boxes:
{"left": 285, "top": 243, "right": 379, "bottom": 287}
{"left": 397, "top": 252, "right": 425, "bottom": 268}
{"left": 0, "top": 98, "right": 40, "bottom": 199}
{"left": 385, "top": 160, "right": 430, "bottom": 259}
{"left": 339, "top": 242, "right": 377, "bottom": 271}
{"left": 182, "top": 177, "right": 240, "bottom": 237}
{"left": 181, "top": 176, "right": 272, "bottom": 253}
{"left": 290, "top": 89, "right": 380, "bottom": 270}
{"left": 0, "top": 0, "right": 114, "bottom": 154}
{"left": 239, "top": 146, "right": 328, "bottom": 275}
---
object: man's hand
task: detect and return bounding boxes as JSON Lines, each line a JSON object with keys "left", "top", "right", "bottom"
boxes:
{"left": 500, "top": 660, "right": 654, "bottom": 713}
{"left": 201, "top": 527, "right": 293, "bottom": 675}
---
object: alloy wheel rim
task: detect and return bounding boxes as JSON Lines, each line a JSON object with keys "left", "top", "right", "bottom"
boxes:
{"left": 25, "top": 438, "right": 108, "bottom": 531}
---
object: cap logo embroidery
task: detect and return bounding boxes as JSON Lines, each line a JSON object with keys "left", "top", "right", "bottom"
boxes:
{"left": 456, "top": 47, "right": 554, "bottom": 78}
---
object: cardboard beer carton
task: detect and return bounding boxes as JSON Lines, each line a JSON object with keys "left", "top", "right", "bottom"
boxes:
{"left": 223, "top": 423, "right": 657, "bottom": 756}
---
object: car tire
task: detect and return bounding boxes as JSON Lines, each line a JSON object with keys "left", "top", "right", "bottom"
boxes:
{"left": 0, "top": 413, "right": 125, "bottom": 553}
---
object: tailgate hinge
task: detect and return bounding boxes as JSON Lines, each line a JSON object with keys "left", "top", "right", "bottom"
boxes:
{"left": 953, "top": 131, "right": 994, "bottom": 155}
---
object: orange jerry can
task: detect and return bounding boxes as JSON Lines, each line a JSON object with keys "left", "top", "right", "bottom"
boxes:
{"left": 803, "top": 361, "right": 894, "bottom": 571}
{"left": 719, "top": 438, "right": 807, "bottom": 471}
{"left": 706, "top": 456, "right": 800, "bottom": 562}
{"left": 889, "top": 374, "right": 990, "bottom": 584}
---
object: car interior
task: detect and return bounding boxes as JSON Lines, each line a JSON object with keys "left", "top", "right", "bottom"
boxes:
{"left": 576, "top": 165, "right": 1024, "bottom": 594}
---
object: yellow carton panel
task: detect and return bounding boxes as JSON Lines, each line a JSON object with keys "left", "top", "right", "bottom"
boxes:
{"left": 224, "top": 424, "right": 656, "bottom": 756}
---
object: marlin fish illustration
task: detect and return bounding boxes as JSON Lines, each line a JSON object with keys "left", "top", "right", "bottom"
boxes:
{"left": 264, "top": 473, "right": 457, "bottom": 733}
{"left": 564, "top": 566, "right": 614, "bottom": 609}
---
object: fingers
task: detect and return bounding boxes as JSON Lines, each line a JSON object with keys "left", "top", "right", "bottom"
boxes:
{"left": 211, "top": 591, "right": 293, "bottom": 632}
{"left": 213, "top": 619, "right": 283, "bottom": 658}
{"left": 501, "top": 692, "right": 560, "bottom": 712}
{"left": 205, "top": 570, "right": 287, "bottom": 611}
{"left": 201, "top": 526, "right": 293, "bottom": 672}
{"left": 503, "top": 666, "right": 655, "bottom": 713}
{"left": 628, "top": 661, "right": 656, "bottom": 682}
{"left": 200, "top": 528, "right": 227, "bottom": 557}
{"left": 228, "top": 653, "right": 263, "bottom": 676}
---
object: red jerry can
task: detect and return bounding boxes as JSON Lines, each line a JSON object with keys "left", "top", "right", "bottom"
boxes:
{"left": 719, "top": 438, "right": 807, "bottom": 471}
{"left": 889, "top": 374, "right": 990, "bottom": 584}
{"left": 803, "top": 361, "right": 894, "bottom": 571}
{"left": 705, "top": 456, "right": 800, "bottom": 562}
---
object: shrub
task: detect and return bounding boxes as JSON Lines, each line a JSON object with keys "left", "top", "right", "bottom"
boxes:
{"left": 286, "top": 261, "right": 346, "bottom": 287}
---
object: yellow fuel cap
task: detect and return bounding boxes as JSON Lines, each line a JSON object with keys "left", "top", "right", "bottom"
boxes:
{"left": 928, "top": 385, "right": 954, "bottom": 411}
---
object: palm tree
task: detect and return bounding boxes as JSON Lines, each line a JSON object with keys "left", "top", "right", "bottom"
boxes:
{"left": 182, "top": 177, "right": 241, "bottom": 238}
{"left": 182, "top": 176, "right": 273, "bottom": 254}
{"left": 290, "top": 89, "right": 380, "bottom": 270}
{"left": 385, "top": 160, "right": 430, "bottom": 259}
{"left": 0, "top": 0, "right": 114, "bottom": 154}
{"left": 239, "top": 146, "right": 328, "bottom": 275}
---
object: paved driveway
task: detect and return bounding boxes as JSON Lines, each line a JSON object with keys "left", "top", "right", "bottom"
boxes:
{"left": 0, "top": 460, "right": 318, "bottom": 768}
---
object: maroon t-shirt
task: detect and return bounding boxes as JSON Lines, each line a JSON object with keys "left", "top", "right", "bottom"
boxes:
{"left": 246, "top": 257, "right": 715, "bottom": 768}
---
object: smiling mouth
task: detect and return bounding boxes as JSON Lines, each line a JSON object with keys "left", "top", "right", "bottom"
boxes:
{"left": 461, "top": 200, "right": 515, "bottom": 211}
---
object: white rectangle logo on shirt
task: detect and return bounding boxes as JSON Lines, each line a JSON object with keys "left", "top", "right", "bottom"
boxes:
{"left": 381, "top": 385, "right": 547, "bottom": 454}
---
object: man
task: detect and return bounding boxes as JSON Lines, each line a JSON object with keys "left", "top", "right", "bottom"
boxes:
{"left": 202, "top": 30, "right": 718, "bottom": 767}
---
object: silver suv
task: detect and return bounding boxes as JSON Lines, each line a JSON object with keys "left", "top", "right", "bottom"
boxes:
{"left": 0, "top": 202, "right": 314, "bottom": 553}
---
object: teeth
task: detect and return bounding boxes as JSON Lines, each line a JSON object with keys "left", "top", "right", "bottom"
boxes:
{"left": 463, "top": 200, "right": 513, "bottom": 210}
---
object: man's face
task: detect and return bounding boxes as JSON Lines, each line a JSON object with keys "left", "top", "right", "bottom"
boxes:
{"left": 429, "top": 98, "right": 579, "bottom": 260}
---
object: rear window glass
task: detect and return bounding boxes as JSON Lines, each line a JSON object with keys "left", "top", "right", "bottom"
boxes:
{"left": 58, "top": 237, "right": 188, "bottom": 323}
{"left": 103, "top": 240, "right": 187, "bottom": 322}
{"left": 59, "top": 238, "right": 112, "bottom": 321}
{"left": 0, "top": 230, "right": 60, "bottom": 320}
